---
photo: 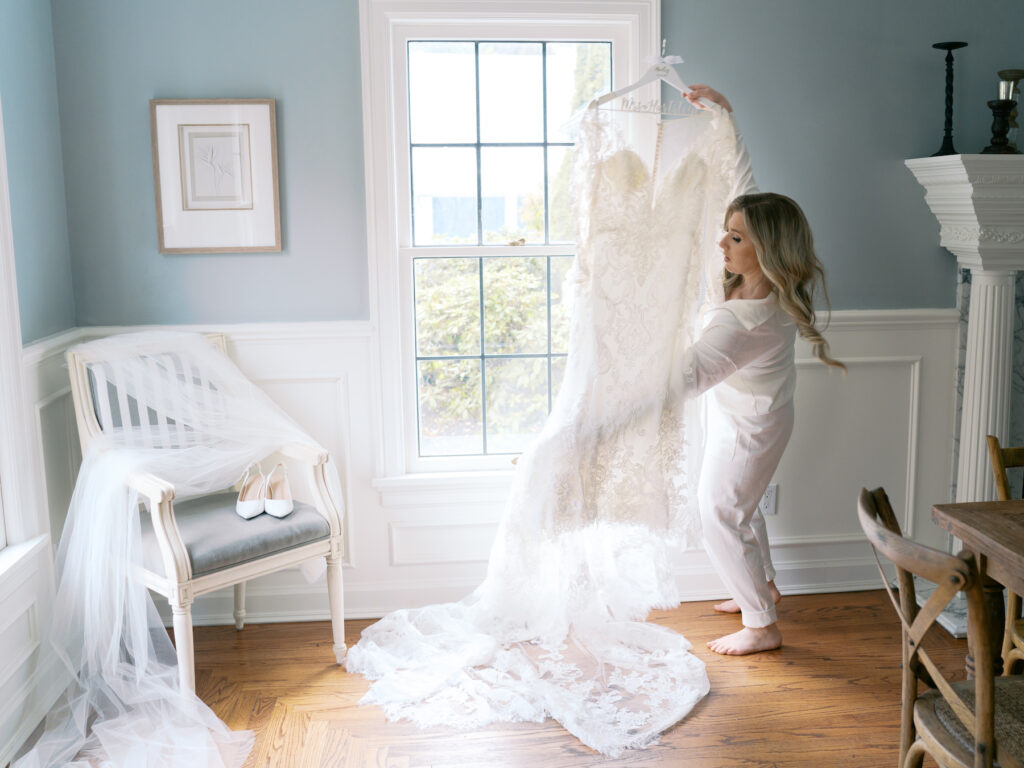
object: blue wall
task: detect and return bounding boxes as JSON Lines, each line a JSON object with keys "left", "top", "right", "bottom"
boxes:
{"left": 51, "top": 0, "right": 368, "bottom": 327}
{"left": 29, "top": 0, "right": 1024, "bottom": 327}
{"left": 0, "top": 0, "right": 75, "bottom": 343}
{"left": 663, "top": 0, "right": 1024, "bottom": 309}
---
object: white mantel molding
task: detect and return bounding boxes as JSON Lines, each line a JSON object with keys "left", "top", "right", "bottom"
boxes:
{"left": 906, "top": 155, "right": 1024, "bottom": 272}
{"left": 906, "top": 154, "right": 1024, "bottom": 503}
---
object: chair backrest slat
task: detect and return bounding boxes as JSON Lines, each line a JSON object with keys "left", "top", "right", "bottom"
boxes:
{"left": 82, "top": 346, "right": 229, "bottom": 451}
{"left": 111, "top": 362, "right": 134, "bottom": 444}
{"left": 146, "top": 354, "right": 174, "bottom": 449}
{"left": 91, "top": 363, "right": 117, "bottom": 433}
{"left": 70, "top": 334, "right": 229, "bottom": 454}
{"left": 987, "top": 435, "right": 1024, "bottom": 501}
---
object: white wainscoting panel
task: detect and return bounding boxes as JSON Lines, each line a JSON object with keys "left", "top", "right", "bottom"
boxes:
{"left": 0, "top": 536, "right": 65, "bottom": 764}
{"left": 22, "top": 310, "right": 958, "bottom": 626}
{"left": 22, "top": 329, "right": 82, "bottom": 547}
{"left": 390, "top": 521, "right": 500, "bottom": 565}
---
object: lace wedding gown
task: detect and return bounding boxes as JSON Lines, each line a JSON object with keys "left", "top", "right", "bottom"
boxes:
{"left": 346, "top": 104, "right": 742, "bottom": 756}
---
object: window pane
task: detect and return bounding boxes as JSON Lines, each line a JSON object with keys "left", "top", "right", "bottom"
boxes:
{"left": 485, "top": 357, "right": 547, "bottom": 453}
{"left": 551, "top": 355, "right": 568, "bottom": 403}
{"left": 483, "top": 256, "right": 546, "bottom": 355}
{"left": 406, "top": 38, "right": 609, "bottom": 460}
{"left": 546, "top": 42, "right": 612, "bottom": 143}
{"left": 409, "top": 42, "right": 477, "bottom": 144}
{"left": 550, "top": 256, "right": 573, "bottom": 353}
{"left": 413, "top": 147, "right": 478, "bottom": 245}
{"left": 418, "top": 359, "right": 482, "bottom": 456}
{"left": 480, "top": 147, "right": 544, "bottom": 244}
{"left": 479, "top": 42, "right": 543, "bottom": 143}
{"left": 415, "top": 258, "right": 481, "bottom": 356}
{"left": 547, "top": 146, "right": 574, "bottom": 243}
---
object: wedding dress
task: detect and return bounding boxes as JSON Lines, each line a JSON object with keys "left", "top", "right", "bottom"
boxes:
{"left": 346, "top": 103, "right": 742, "bottom": 756}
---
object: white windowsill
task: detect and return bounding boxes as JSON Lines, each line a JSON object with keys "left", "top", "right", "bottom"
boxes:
{"left": 373, "top": 470, "right": 515, "bottom": 507}
{"left": 0, "top": 535, "right": 49, "bottom": 594}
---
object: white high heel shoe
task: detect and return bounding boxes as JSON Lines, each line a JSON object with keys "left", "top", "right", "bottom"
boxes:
{"left": 264, "top": 463, "right": 294, "bottom": 519}
{"left": 236, "top": 463, "right": 266, "bottom": 519}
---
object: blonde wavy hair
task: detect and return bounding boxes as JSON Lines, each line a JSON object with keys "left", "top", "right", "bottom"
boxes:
{"left": 723, "top": 192, "right": 845, "bottom": 370}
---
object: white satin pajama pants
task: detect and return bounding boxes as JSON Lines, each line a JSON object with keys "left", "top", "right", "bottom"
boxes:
{"left": 698, "top": 400, "right": 794, "bottom": 628}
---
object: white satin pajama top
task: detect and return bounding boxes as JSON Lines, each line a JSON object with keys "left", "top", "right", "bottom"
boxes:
{"left": 690, "top": 296, "right": 797, "bottom": 415}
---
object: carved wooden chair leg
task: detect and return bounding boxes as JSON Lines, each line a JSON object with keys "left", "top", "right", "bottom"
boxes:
{"left": 327, "top": 554, "right": 346, "bottom": 664}
{"left": 171, "top": 597, "right": 196, "bottom": 693}
{"left": 233, "top": 582, "right": 246, "bottom": 630}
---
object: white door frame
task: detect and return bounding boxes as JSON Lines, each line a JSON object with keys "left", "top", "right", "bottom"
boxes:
{"left": 0, "top": 92, "right": 44, "bottom": 544}
{"left": 0, "top": 89, "right": 64, "bottom": 766}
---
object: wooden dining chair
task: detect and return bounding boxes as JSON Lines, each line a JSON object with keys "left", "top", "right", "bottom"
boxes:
{"left": 986, "top": 435, "right": 1024, "bottom": 676}
{"left": 66, "top": 334, "right": 347, "bottom": 693}
{"left": 858, "top": 487, "right": 1024, "bottom": 768}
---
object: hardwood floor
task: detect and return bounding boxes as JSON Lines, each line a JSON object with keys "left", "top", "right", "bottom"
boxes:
{"left": 191, "top": 590, "right": 966, "bottom": 768}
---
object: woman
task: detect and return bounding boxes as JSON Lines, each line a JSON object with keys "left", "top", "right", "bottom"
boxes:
{"left": 678, "top": 85, "right": 845, "bottom": 656}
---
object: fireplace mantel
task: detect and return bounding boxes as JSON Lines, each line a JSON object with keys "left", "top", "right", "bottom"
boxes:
{"left": 906, "top": 155, "right": 1024, "bottom": 503}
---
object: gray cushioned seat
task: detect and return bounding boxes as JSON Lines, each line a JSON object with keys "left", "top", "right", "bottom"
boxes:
{"left": 141, "top": 492, "right": 331, "bottom": 577}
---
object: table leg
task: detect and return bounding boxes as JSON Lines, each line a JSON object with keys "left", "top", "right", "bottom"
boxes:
{"left": 965, "top": 575, "right": 1006, "bottom": 678}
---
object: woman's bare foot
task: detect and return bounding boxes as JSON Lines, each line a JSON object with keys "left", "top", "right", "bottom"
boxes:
{"left": 713, "top": 581, "right": 782, "bottom": 613}
{"left": 706, "top": 624, "right": 782, "bottom": 656}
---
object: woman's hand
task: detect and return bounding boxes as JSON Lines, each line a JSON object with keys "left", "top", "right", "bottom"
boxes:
{"left": 685, "top": 84, "right": 733, "bottom": 113}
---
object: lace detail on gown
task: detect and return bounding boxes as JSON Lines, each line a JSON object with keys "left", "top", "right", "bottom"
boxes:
{"left": 347, "top": 105, "right": 741, "bottom": 756}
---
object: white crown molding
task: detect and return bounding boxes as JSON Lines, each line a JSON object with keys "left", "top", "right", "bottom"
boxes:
{"left": 905, "top": 154, "right": 1024, "bottom": 271}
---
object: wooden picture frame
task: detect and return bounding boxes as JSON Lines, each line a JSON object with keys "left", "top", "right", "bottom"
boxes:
{"left": 150, "top": 98, "right": 281, "bottom": 253}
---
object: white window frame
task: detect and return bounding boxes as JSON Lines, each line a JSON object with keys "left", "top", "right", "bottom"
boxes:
{"left": 360, "top": 0, "right": 660, "bottom": 479}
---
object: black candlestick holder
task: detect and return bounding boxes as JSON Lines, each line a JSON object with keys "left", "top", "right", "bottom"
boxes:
{"left": 982, "top": 99, "right": 1021, "bottom": 154}
{"left": 932, "top": 41, "right": 968, "bottom": 156}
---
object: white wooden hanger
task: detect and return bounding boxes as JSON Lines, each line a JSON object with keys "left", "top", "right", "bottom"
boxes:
{"left": 591, "top": 41, "right": 690, "bottom": 109}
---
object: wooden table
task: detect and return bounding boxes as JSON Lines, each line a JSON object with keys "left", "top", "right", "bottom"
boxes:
{"left": 932, "top": 500, "right": 1024, "bottom": 675}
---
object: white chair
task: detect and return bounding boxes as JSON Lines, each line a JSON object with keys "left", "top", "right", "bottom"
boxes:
{"left": 66, "top": 334, "right": 346, "bottom": 692}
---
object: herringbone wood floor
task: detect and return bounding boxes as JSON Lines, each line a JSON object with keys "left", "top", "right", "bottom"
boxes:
{"left": 191, "top": 590, "right": 966, "bottom": 768}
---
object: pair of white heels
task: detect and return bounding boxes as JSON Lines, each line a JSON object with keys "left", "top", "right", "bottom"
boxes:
{"left": 236, "top": 463, "right": 294, "bottom": 520}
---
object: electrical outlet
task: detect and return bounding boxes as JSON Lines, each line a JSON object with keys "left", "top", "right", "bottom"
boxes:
{"left": 759, "top": 484, "right": 778, "bottom": 516}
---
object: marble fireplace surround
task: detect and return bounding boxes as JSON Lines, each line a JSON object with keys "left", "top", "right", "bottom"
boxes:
{"left": 906, "top": 155, "right": 1024, "bottom": 503}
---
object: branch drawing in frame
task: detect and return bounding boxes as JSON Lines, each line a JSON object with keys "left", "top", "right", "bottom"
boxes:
{"left": 150, "top": 98, "right": 281, "bottom": 253}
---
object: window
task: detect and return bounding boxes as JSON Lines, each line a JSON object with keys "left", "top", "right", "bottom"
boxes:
{"left": 410, "top": 41, "right": 609, "bottom": 457}
{"left": 362, "top": 0, "right": 657, "bottom": 475}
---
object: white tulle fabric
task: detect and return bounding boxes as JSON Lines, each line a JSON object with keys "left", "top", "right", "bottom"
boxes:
{"left": 15, "top": 332, "right": 334, "bottom": 767}
{"left": 347, "top": 105, "right": 741, "bottom": 756}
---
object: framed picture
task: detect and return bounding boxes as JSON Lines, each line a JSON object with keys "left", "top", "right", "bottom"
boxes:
{"left": 150, "top": 98, "right": 281, "bottom": 253}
